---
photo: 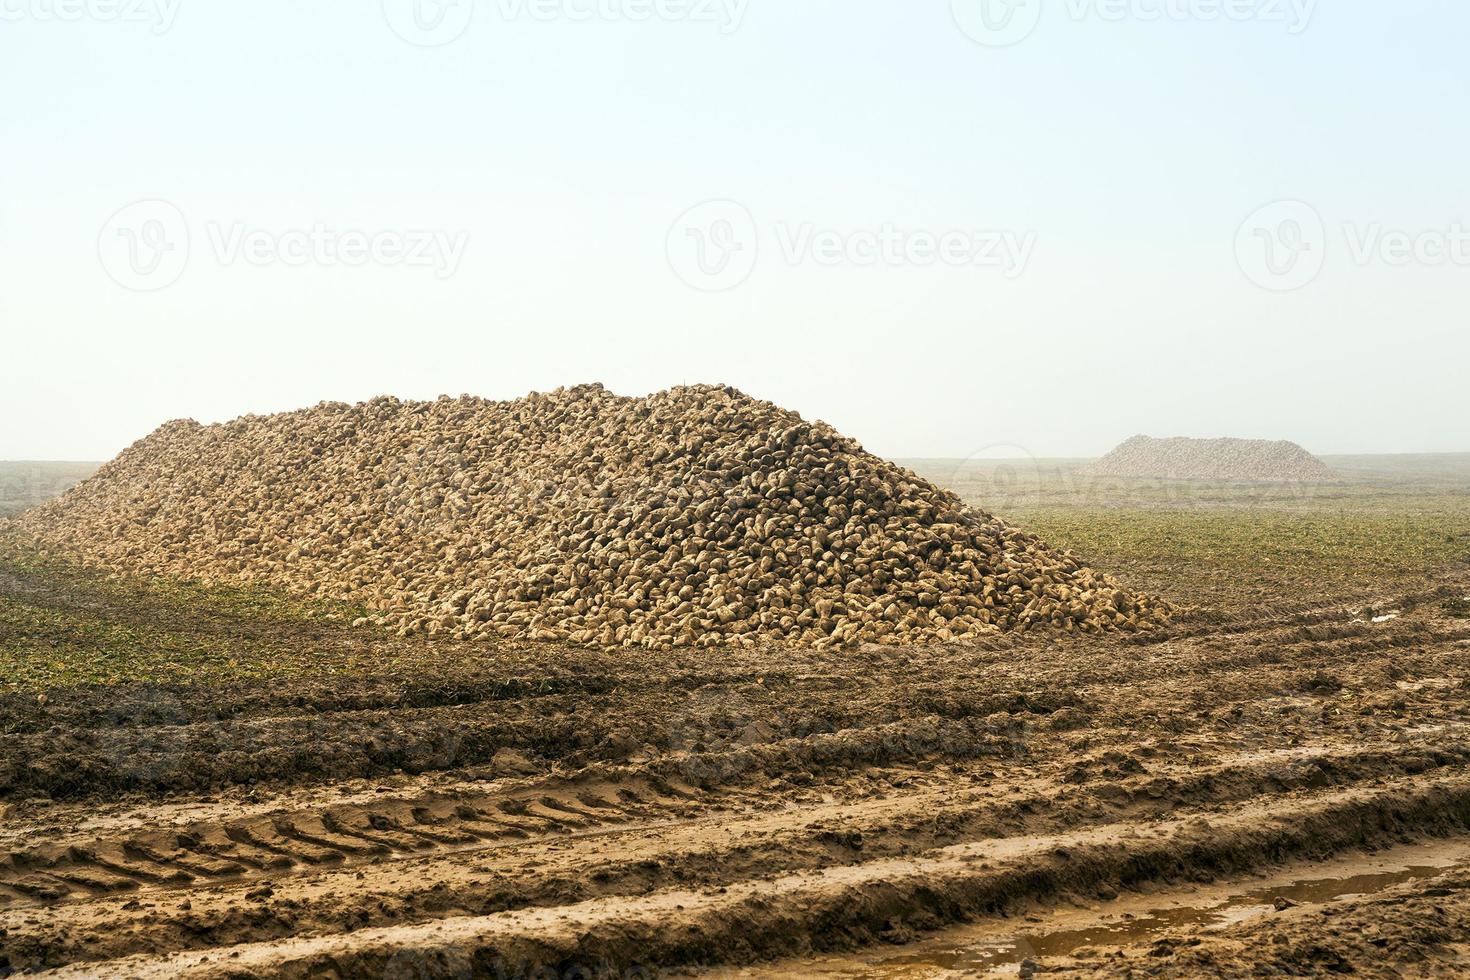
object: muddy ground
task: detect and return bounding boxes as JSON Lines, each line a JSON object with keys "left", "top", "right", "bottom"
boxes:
{"left": 4, "top": 459, "right": 1470, "bottom": 977}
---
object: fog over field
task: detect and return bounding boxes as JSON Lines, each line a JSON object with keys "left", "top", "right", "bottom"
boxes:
{"left": 2, "top": 3, "right": 1467, "bottom": 461}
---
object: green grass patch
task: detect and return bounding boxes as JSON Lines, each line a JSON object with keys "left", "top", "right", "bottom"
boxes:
{"left": 0, "top": 539, "right": 473, "bottom": 692}
{"left": 904, "top": 456, "right": 1470, "bottom": 608}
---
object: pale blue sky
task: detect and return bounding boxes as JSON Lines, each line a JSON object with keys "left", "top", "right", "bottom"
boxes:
{"left": 2, "top": 0, "right": 1466, "bottom": 460}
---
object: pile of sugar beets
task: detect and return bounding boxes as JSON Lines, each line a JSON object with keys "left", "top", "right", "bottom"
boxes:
{"left": 1085, "top": 434, "right": 1334, "bottom": 482}
{"left": 12, "top": 384, "right": 1169, "bottom": 648}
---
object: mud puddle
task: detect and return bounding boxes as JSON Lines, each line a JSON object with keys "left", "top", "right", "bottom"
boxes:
{"left": 716, "top": 837, "right": 1470, "bottom": 978}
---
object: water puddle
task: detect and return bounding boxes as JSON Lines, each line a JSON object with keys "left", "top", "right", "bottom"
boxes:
{"left": 860, "top": 864, "right": 1453, "bottom": 977}
{"left": 716, "top": 839, "right": 1470, "bottom": 978}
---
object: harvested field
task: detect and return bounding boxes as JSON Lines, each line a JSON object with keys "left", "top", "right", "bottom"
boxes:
{"left": 14, "top": 2, "right": 1462, "bottom": 976}
{"left": 1082, "top": 435, "right": 1336, "bottom": 482}
{"left": 2, "top": 454, "right": 1469, "bottom": 977}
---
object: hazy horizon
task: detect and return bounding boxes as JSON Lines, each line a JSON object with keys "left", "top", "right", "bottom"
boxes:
{"left": 3, "top": 2, "right": 1467, "bottom": 461}
{"left": 8, "top": 393, "right": 1470, "bottom": 470}
{"left": 2, "top": 380, "right": 1467, "bottom": 464}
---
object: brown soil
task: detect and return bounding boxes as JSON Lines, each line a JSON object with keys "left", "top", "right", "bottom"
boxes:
{"left": 4, "top": 569, "right": 1470, "bottom": 977}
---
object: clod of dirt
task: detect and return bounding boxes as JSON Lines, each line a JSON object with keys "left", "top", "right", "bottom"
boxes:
{"left": 1300, "top": 672, "right": 1344, "bottom": 694}
{"left": 491, "top": 748, "right": 542, "bottom": 776}
{"left": 7, "top": 384, "right": 1167, "bottom": 648}
{"left": 1082, "top": 435, "right": 1335, "bottom": 482}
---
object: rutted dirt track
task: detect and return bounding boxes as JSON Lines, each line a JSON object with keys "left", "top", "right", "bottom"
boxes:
{"left": 5, "top": 575, "right": 1470, "bottom": 976}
